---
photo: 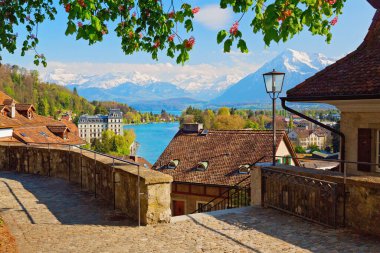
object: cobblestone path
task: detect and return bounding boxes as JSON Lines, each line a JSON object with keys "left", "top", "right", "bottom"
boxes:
{"left": 1, "top": 171, "right": 379, "bottom": 253}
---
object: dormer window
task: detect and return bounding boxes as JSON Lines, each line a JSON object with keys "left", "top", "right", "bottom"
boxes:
{"left": 196, "top": 161, "right": 208, "bottom": 171}
{"left": 167, "top": 159, "right": 179, "bottom": 169}
{"left": 238, "top": 164, "right": 251, "bottom": 174}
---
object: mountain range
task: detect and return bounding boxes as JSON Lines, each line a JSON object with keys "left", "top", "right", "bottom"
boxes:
{"left": 47, "top": 49, "right": 336, "bottom": 110}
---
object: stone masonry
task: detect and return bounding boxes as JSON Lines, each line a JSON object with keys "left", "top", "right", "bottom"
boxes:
{"left": 0, "top": 144, "right": 172, "bottom": 225}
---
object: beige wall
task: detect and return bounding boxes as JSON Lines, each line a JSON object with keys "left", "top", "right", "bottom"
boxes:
{"left": 276, "top": 140, "right": 296, "bottom": 166}
{"left": 341, "top": 111, "right": 380, "bottom": 174}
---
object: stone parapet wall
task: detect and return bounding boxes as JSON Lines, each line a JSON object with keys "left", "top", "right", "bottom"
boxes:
{"left": 251, "top": 165, "right": 380, "bottom": 237}
{"left": 0, "top": 144, "right": 172, "bottom": 225}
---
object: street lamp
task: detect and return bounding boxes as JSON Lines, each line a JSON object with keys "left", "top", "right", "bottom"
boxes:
{"left": 263, "top": 69, "right": 285, "bottom": 166}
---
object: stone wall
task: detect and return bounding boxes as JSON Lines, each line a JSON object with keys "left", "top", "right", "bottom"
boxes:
{"left": 0, "top": 144, "right": 173, "bottom": 225}
{"left": 251, "top": 165, "right": 380, "bottom": 237}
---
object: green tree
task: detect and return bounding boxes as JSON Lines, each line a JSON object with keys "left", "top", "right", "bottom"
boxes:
{"left": 0, "top": 0, "right": 348, "bottom": 65}
{"left": 244, "top": 120, "right": 259, "bottom": 130}
{"left": 295, "top": 146, "right": 306, "bottom": 154}
{"left": 308, "top": 144, "right": 321, "bottom": 153}
{"left": 213, "top": 115, "right": 245, "bottom": 130}
{"left": 218, "top": 107, "right": 230, "bottom": 116}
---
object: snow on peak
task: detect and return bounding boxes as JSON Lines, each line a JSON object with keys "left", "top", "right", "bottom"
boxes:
{"left": 271, "top": 49, "right": 335, "bottom": 74}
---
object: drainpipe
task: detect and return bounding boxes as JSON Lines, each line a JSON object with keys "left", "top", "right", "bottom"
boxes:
{"left": 280, "top": 98, "right": 346, "bottom": 173}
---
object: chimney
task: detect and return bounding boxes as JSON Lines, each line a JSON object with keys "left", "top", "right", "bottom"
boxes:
{"left": 130, "top": 155, "right": 139, "bottom": 163}
{"left": 10, "top": 101, "right": 16, "bottom": 118}
{"left": 182, "top": 123, "right": 203, "bottom": 133}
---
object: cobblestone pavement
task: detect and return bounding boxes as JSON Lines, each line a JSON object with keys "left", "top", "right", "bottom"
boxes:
{"left": 1, "top": 171, "right": 380, "bottom": 253}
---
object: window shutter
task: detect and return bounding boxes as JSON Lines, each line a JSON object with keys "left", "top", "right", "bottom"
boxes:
{"left": 357, "top": 128, "right": 372, "bottom": 172}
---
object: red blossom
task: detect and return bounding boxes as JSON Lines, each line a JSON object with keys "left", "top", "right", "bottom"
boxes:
{"left": 65, "top": 3, "right": 71, "bottom": 12}
{"left": 153, "top": 40, "right": 160, "bottom": 48}
{"left": 78, "top": 0, "right": 86, "bottom": 8}
{"left": 102, "top": 30, "right": 107, "bottom": 35}
{"left": 118, "top": 5, "right": 125, "bottom": 12}
{"left": 168, "top": 11, "right": 175, "bottom": 18}
{"left": 229, "top": 21, "right": 239, "bottom": 35}
{"left": 139, "top": 33, "right": 143, "bottom": 38}
{"left": 185, "top": 36, "right": 195, "bottom": 49}
{"left": 330, "top": 16, "right": 338, "bottom": 26}
{"left": 77, "top": 21, "right": 83, "bottom": 27}
{"left": 168, "top": 34, "right": 175, "bottom": 42}
{"left": 192, "top": 7, "right": 200, "bottom": 14}
{"left": 132, "top": 12, "right": 136, "bottom": 18}
{"left": 325, "top": 0, "right": 336, "bottom": 5}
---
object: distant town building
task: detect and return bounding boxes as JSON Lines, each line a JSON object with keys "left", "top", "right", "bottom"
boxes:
{"left": 0, "top": 91, "right": 84, "bottom": 145}
{"left": 153, "top": 123, "right": 299, "bottom": 216}
{"left": 78, "top": 109, "right": 124, "bottom": 143}
{"left": 288, "top": 128, "right": 329, "bottom": 149}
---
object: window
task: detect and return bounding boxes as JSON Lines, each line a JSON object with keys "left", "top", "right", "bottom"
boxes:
{"left": 196, "top": 201, "right": 211, "bottom": 212}
{"left": 238, "top": 164, "right": 251, "bottom": 174}
{"left": 167, "top": 159, "right": 179, "bottom": 169}
{"left": 195, "top": 161, "right": 208, "bottom": 171}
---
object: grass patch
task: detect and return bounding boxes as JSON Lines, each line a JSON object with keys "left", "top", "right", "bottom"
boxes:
{"left": 0, "top": 217, "right": 4, "bottom": 227}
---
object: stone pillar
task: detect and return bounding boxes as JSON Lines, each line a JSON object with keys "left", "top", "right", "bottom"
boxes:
{"left": 251, "top": 167, "right": 262, "bottom": 206}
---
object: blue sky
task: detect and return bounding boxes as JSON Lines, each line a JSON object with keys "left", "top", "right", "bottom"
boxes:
{"left": 1, "top": 1, "right": 376, "bottom": 90}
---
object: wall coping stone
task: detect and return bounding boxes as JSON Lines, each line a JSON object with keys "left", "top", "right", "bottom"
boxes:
{"left": 262, "top": 165, "right": 380, "bottom": 189}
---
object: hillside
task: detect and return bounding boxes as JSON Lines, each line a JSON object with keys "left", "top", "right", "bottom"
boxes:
{"left": 211, "top": 49, "right": 335, "bottom": 105}
{"left": 0, "top": 64, "right": 96, "bottom": 117}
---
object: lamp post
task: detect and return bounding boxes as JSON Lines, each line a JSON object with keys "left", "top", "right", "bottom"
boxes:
{"left": 263, "top": 69, "right": 285, "bottom": 166}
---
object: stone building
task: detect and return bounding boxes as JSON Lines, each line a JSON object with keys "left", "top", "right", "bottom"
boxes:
{"left": 288, "top": 128, "right": 329, "bottom": 149}
{"left": 152, "top": 123, "right": 298, "bottom": 216}
{"left": 78, "top": 109, "right": 124, "bottom": 143}
{"left": 284, "top": 7, "right": 380, "bottom": 174}
{"left": 0, "top": 91, "right": 84, "bottom": 145}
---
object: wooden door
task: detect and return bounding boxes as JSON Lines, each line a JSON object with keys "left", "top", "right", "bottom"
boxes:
{"left": 173, "top": 200, "right": 185, "bottom": 216}
{"left": 358, "top": 128, "right": 372, "bottom": 172}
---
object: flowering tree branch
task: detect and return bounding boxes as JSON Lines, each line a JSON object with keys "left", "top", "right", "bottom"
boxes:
{"left": 0, "top": 0, "right": 346, "bottom": 66}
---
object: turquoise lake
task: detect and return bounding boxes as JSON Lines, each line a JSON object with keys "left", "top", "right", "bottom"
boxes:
{"left": 124, "top": 122, "right": 179, "bottom": 164}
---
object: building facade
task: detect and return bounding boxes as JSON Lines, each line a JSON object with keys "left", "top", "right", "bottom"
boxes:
{"left": 153, "top": 123, "right": 299, "bottom": 216}
{"left": 284, "top": 8, "right": 380, "bottom": 174}
{"left": 288, "top": 128, "right": 329, "bottom": 149}
{"left": 78, "top": 109, "right": 124, "bottom": 143}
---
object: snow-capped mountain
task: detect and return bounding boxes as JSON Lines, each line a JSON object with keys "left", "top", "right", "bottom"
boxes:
{"left": 44, "top": 70, "right": 159, "bottom": 88}
{"left": 211, "top": 49, "right": 335, "bottom": 105}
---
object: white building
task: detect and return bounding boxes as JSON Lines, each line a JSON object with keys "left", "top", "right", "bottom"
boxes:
{"left": 78, "top": 109, "right": 124, "bottom": 143}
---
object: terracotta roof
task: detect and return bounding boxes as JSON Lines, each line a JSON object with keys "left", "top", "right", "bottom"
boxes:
{"left": 13, "top": 126, "right": 84, "bottom": 145}
{"left": 0, "top": 92, "right": 14, "bottom": 105}
{"left": 47, "top": 125, "right": 70, "bottom": 134}
{"left": 0, "top": 91, "right": 84, "bottom": 145}
{"left": 15, "top": 104, "right": 35, "bottom": 111}
{"left": 286, "top": 10, "right": 380, "bottom": 100}
{"left": 152, "top": 130, "right": 297, "bottom": 186}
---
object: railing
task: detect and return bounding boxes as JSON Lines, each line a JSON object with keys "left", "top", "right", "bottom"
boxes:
{"left": 0, "top": 141, "right": 144, "bottom": 226}
{"left": 261, "top": 167, "right": 344, "bottom": 228}
{"left": 192, "top": 175, "right": 251, "bottom": 214}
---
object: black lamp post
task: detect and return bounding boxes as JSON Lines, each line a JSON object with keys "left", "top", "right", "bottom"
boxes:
{"left": 263, "top": 69, "right": 285, "bottom": 166}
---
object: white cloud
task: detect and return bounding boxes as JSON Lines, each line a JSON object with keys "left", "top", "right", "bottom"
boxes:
{"left": 38, "top": 60, "right": 261, "bottom": 92}
{"left": 194, "top": 4, "right": 232, "bottom": 30}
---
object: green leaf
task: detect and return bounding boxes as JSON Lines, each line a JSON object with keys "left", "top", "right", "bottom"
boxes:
{"left": 185, "top": 19, "right": 193, "bottom": 32}
{"left": 237, "top": 39, "right": 248, "bottom": 53}
{"left": 65, "top": 21, "right": 76, "bottom": 35}
{"left": 223, "top": 39, "right": 232, "bottom": 52}
{"left": 217, "top": 30, "right": 228, "bottom": 44}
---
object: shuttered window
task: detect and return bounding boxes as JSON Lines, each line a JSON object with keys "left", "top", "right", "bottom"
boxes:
{"left": 357, "top": 128, "right": 372, "bottom": 172}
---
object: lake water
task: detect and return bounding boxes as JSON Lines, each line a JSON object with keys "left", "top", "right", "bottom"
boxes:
{"left": 124, "top": 122, "right": 179, "bottom": 164}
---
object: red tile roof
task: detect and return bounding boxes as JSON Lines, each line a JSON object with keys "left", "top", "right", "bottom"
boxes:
{"left": 286, "top": 10, "right": 380, "bottom": 100}
{"left": 152, "top": 129, "right": 297, "bottom": 186}
{"left": 0, "top": 91, "right": 84, "bottom": 145}
{"left": 15, "top": 104, "right": 35, "bottom": 112}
